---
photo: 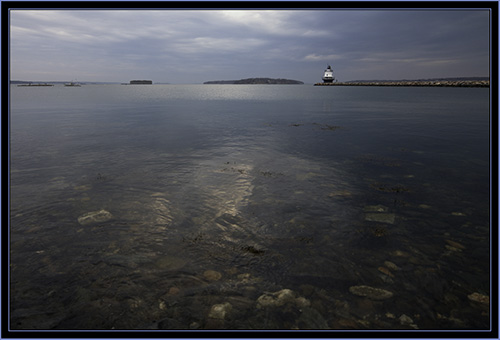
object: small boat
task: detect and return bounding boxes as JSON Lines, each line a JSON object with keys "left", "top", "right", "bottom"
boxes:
{"left": 65, "top": 81, "right": 81, "bottom": 87}
{"left": 322, "top": 65, "right": 335, "bottom": 83}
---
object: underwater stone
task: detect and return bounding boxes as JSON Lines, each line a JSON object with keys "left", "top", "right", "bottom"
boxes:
{"left": 365, "top": 213, "right": 395, "bottom": 224}
{"left": 168, "top": 287, "right": 180, "bottom": 295}
{"left": 363, "top": 205, "right": 389, "bottom": 212}
{"left": 445, "top": 245, "right": 462, "bottom": 252}
{"left": 349, "top": 285, "right": 394, "bottom": 300}
{"left": 77, "top": 209, "right": 112, "bottom": 225}
{"left": 393, "top": 250, "right": 410, "bottom": 257}
{"left": 189, "top": 321, "right": 200, "bottom": 329}
{"left": 399, "top": 314, "right": 414, "bottom": 325}
{"left": 256, "top": 294, "right": 276, "bottom": 308}
{"left": 204, "top": 270, "right": 222, "bottom": 281}
{"left": 384, "top": 261, "right": 399, "bottom": 271}
{"left": 256, "top": 289, "right": 304, "bottom": 308}
{"left": 445, "top": 240, "right": 465, "bottom": 249}
{"left": 378, "top": 266, "right": 394, "bottom": 278}
{"left": 468, "top": 292, "right": 489, "bottom": 305}
{"left": 208, "top": 302, "right": 232, "bottom": 319}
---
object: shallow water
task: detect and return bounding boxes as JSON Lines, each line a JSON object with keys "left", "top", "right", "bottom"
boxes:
{"left": 9, "top": 84, "right": 491, "bottom": 330}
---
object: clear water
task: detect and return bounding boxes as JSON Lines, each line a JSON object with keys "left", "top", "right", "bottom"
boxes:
{"left": 9, "top": 84, "right": 491, "bottom": 330}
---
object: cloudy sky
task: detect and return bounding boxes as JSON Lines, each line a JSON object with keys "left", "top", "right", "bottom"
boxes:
{"left": 10, "top": 8, "right": 490, "bottom": 83}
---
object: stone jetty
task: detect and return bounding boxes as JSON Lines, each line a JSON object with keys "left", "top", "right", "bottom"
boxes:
{"left": 314, "top": 80, "right": 489, "bottom": 87}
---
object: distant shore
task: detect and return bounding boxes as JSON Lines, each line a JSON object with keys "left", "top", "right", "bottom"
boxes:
{"left": 204, "top": 78, "right": 303, "bottom": 85}
{"left": 314, "top": 80, "right": 489, "bottom": 87}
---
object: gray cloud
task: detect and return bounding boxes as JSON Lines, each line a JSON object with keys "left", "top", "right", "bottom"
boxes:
{"left": 10, "top": 9, "right": 490, "bottom": 83}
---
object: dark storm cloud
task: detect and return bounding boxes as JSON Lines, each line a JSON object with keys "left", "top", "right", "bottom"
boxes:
{"left": 346, "top": 11, "right": 488, "bottom": 58}
{"left": 10, "top": 9, "right": 490, "bottom": 83}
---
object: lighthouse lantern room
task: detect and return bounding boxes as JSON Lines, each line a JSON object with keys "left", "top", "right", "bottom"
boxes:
{"left": 322, "top": 65, "right": 335, "bottom": 83}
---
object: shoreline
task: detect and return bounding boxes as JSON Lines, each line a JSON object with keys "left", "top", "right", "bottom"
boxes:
{"left": 314, "top": 80, "right": 489, "bottom": 87}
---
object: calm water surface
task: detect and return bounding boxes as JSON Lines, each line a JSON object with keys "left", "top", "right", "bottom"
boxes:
{"left": 10, "top": 84, "right": 490, "bottom": 330}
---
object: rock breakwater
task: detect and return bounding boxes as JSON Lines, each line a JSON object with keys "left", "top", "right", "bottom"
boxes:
{"left": 314, "top": 80, "right": 489, "bottom": 87}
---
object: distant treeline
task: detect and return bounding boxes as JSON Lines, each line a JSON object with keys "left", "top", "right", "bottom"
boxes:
{"left": 10, "top": 80, "right": 120, "bottom": 85}
{"left": 204, "top": 78, "right": 304, "bottom": 85}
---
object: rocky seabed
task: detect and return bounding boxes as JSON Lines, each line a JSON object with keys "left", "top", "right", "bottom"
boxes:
{"left": 11, "top": 150, "right": 490, "bottom": 330}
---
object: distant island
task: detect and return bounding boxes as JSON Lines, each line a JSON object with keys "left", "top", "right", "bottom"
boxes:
{"left": 204, "top": 78, "right": 304, "bottom": 85}
{"left": 129, "top": 80, "right": 152, "bottom": 85}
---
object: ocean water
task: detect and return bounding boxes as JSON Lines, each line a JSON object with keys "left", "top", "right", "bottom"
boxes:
{"left": 9, "top": 84, "right": 491, "bottom": 330}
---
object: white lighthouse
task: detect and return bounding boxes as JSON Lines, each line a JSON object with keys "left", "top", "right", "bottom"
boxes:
{"left": 322, "top": 65, "right": 335, "bottom": 83}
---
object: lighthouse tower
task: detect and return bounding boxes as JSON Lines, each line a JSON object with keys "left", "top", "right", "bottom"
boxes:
{"left": 322, "top": 65, "right": 334, "bottom": 83}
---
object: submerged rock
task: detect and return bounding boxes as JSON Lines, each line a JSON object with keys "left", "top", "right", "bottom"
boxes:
{"left": 445, "top": 240, "right": 466, "bottom": 250}
{"left": 384, "top": 261, "right": 399, "bottom": 271}
{"left": 256, "top": 289, "right": 310, "bottom": 309}
{"left": 208, "top": 302, "right": 232, "bottom": 320}
{"left": 365, "top": 213, "right": 395, "bottom": 224}
{"left": 204, "top": 270, "right": 222, "bottom": 281}
{"left": 77, "top": 209, "right": 112, "bottom": 225}
{"left": 328, "top": 189, "right": 352, "bottom": 197}
{"left": 399, "top": 314, "right": 418, "bottom": 329}
{"left": 168, "top": 287, "right": 180, "bottom": 295}
{"left": 445, "top": 245, "right": 462, "bottom": 252}
{"left": 392, "top": 250, "right": 410, "bottom": 257}
{"left": 399, "top": 314, "right": 414, "bottom": 325}
{"left": 349, "top": 285, "right": 394, "bottom": 300}
{"left": 467, "top": 292, "right": 489, "bottom": 305}
{"left": 257, "top": 289, "right": 295, "bottom": 308}
{"left": 363, "top": 205, "right": 389, "bottom": 212}
{"left": 363, "top": 205, "right": 395, "bottom": 224}
{"left": 378, "top": 266, "right": 394, "bottom": 278}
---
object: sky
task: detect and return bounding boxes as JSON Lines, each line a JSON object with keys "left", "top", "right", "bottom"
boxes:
{"left": 9, "top": 8, "right": 491, "bottom": 84}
